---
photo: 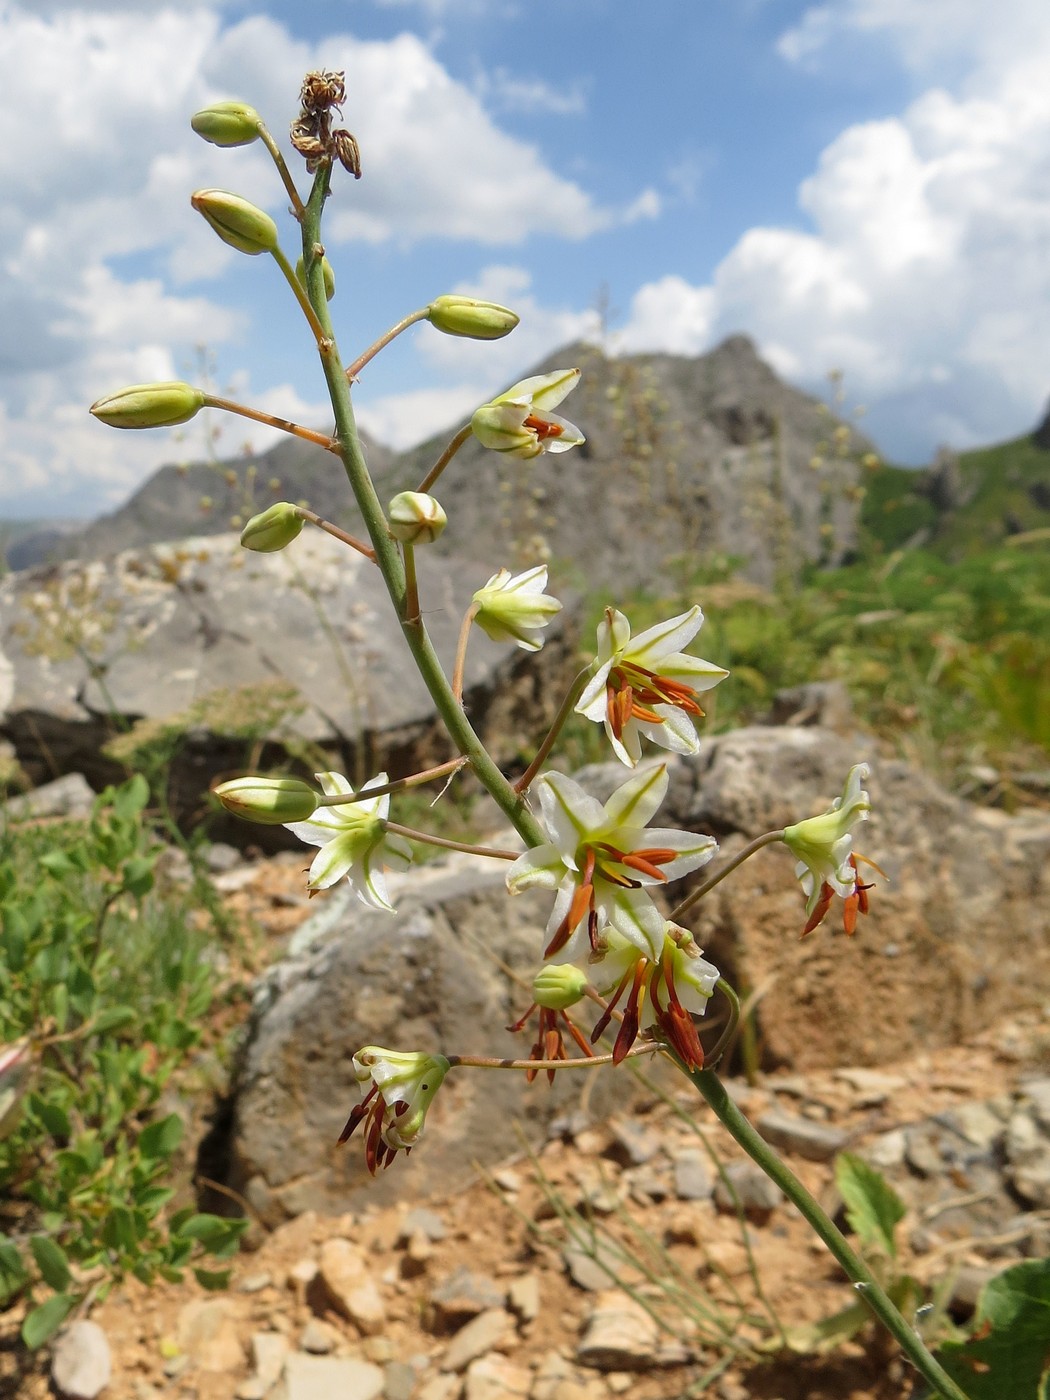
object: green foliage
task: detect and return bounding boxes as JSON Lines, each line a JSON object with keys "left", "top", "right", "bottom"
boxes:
{"left": 931, "top": 1259, "right": 1050, "bottom": 1399}
{"left": 835, "top": 1152, "right": 906, "bottom": 1262}
{"left": 0, "top": 778, "right": 247, "bottom": 1346}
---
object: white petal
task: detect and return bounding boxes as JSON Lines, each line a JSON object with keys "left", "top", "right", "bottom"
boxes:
{"left": 609, "top": 717, "right": 643, "bottom": 767}
{"left": 626, "top": 607, "right": 704, "bottom": 665}
{"left": 506, "top": 843, "right": 565, "bottom": 894}
{"left": 602, "top": 886, "right": 666, "bottom": 961}
{"left": 598, "top": 609, "right": 631, "bottom": 662}
{"left": 658, "top": 653, "right": 730, "bottom": 690}
{"left": 575, "top": 659, "right": 614, "bottom": 721}
{"left": 315, "top": 770, "right": 355, "bottom": 799}
{"left": 538, "top": 772, "right": 605, "bottom": 852}
{"left": 603, "top": 764, "right": 669, "bottom": 830}
{"left": 541, "top": 412, "right": 585, "bottom": 451}
{"left": 305, "top": 832, "right": 357, "bottom": 889}
{"left": 637, "top": 826, "right": 718, "bottom": 882}
{"left": 503, "top": 366, "right": 579, "bottom": 410}
{"left": 634, "top": 705, "right": 700, "bottom": 756}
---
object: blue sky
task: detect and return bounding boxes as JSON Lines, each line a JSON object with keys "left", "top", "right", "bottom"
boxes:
{"left": 1, "top": 0, "right": 1048, "bottom": 518}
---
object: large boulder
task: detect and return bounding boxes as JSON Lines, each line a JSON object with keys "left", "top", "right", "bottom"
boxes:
{"left": 0, "top": 530, "right": 575, "bottom": 828}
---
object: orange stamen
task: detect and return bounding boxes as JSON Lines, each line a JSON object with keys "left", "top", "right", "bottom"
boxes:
{"left": 523, "top": 414, "right": 563, "bottom": 440}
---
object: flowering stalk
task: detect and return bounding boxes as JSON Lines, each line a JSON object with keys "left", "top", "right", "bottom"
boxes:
{"left": 271, "top": 242, "right": 330, "bottom": 346}
{"left": 299, "top": 163, "right": 545, "bottom": 849}
{"left": 686, "top": 1067, "right": 972, "bottom": 1400}
{"left": 201, "top": 393, "right": 338, "bottom": 451}
{"left": 416, "top": 424, "right": 473, "bottom": 494}
{"left": 670, "top": 831, "right": 786, "bottom": 922}
{"left": 381, "top": 821, "right": 519, "bottom": 861}
{"left": 295, "top": 507, "right": 376, "bottom": 560}
{"left": 345, "top": 309, "right": 430, "bottom": 381}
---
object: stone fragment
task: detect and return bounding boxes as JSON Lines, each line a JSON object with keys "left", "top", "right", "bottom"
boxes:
{"left": 299, "top": 1318, "right": 340, "bottom": 1353}
{"left": 51, "top": 1320, "right": 112, "bottom": 1400}
{"left": 712, "top": 1162, "right": 784, "bottom": 1219}
{"left": 318, "top": 1238, "right": 386, "bottom": 1334}
{"left": 383, "top": 1359, "right": 418, "bottom": 1400}
{"left": 672, "top": 1149, "right": 713, "bottom": 1201}
{"left": 491, "top": 1167, "right": 523, "bottom": 1193}
{"left": 428, "top": 1269, "right": 504, "bottom": 1329}
{"left": 833, "top": 1067, "right": 907, "bottom": 1105}
{"left": 865, "top": 1128, "right": 907, "bottom": 1170}
{"left": 278, "top": 1353, "right": 385, "bottom": 1400}
{"left": 440, "top": 1309, "right": 515, "bottom": 1374}
{"left": 250, "top": 1332, "right": 291, "bottom": 1392}
{"left": 463, "top": 1354, "right": 531, "bottom": 1400}
{"left": 238, "top": 1272, "right": 273, "bottom": 1294}
{"left": 938, "top": 1101, "right": 1006, "bottom": 1150}
{"left": 3, "top": 772, "right": 95, "bottom": 822}
{"left": 756, "top": 1108, "right": 848, "bottom": 1162}
{"left": 401, "top": 1229, "right": 434, "bottom": 1278}
{"left": 417, "top": 1376, "right": 460, "bottom": 1400}
{"left": 176, "top": 1298, "right": 244, "bottom": 1372}
{"left": 607, "top": 1117, "right": 662, "bottom": 1167}
{"left": 576, "top": 1292, "right": 660, "bottom": 1370}
{"left": 562, "top": 1238, "right": 631, "bottom": 1292}
{"left": 1005, "top": 1106, "right": 1050, "bottom": 1207}
{"left": 398, "top": 1208, "right": 447, "bottom": 1244}
{"left": 506, "top": 1272, "right": 540, "bottom": 1324}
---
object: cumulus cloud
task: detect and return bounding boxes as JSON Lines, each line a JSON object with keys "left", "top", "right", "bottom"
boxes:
{"left": 0, "top": 4, "right": 635, "bottom": 515}
{"left": 620, "top": 1, "right": 1050, "bottom": 459}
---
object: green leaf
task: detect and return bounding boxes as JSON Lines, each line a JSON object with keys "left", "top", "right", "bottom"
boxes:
{"left": 101, "top": 1207, "right": 137, "bottom": 1254}
{"left": 91, "top": 1006, "right": 139, "bottom": 1034}
{"left": 137, "top": 1113, "right": 183, "bottom": 1161}
{"left": 193, "top": 1267, "right": 232, "bottom": 1291}
{"left": 122, "top": 856, "right": 155, "bottom": 897}
{"left": 21, "top": 1293, "right": 77, "bottom": 1349}
{"left": 0, "top": 1236, "right": 30, "bottom": 1304}
{"left": 935, "top": 1258, "right": 1050, "bottom": 1400}
{"left": 29, "top": 1236, "right": 72, "bottom": 1292}
{"left": 29, "top": 1096, "right": 71, "bottom": 1141}
{"left": 835, "top": 1152, "right": 905, "bottom": 1260}
{"left": 112, "top": 774, "right": 150, "bottom": 821}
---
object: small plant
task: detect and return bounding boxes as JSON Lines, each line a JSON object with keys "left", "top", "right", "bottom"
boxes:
{"left": 0, "top": 777, "right": 246, "bottom": 1346}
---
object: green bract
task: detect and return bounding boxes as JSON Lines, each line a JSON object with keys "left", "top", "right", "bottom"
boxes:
{"left": 427, "top": 295, "right": 519, "bottom": 340}
{"left": 191, "top": 189, "right": 278, "bottom": 255}
{"left": 190, "top": 101, "right": 262, "bottom": 147}
{"left": 89, "top": 381, "right": 205, "bottom": 430}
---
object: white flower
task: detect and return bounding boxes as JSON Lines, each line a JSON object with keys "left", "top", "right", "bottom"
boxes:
{"left": 781, "top": 763, "right": 876, "bottom": 935}
{"left": 471, "top": 368, "right": 585, "bottom": 459}
{"left": 340, "top": 1047, "right": 450, "bottom": 1173}
{"left": 575, "top": 607, "right": 728, "bottom": 767}
{"left": 506, "top": 765, "right": 717, "bottom": 962}
{"left": 472, "top": 565, "right": 562, "bottom": 651}
{"left": 284, "top": 771, "right": 412, "bottom": 910}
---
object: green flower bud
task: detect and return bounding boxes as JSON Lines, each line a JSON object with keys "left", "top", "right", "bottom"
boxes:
{"left": 240, "top": 502, "right": 304, "bottom": 553}
{"left": 532, "top": 964, "right": 588, "bottom": 1011}
{"left": 191, "top": 189, "right": 278, "bottom": 256}
{"left": 295, "top": 254, "right": 336, "bottom": 301}
{"left": 212, "top": 776, "right": 318, "bottom": 826}
{"left": 427, "top": 295, "right": 519, "bottom": 341}
{"left": 90, "top": 381, "right": 206, "bottom": 430}
{"left": 388, "top": 491, "right": 447, "bottom": 545}
{"left": 190, "top": 101, "right": 262, "bottom": 148}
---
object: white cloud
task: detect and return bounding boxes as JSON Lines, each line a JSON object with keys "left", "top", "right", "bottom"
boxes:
{"left": 0, "top": 5, "right": 630, "bottom": 515}
{"left": 620, "top": 6, "right": 1050, "bottom": 459}
{"left": 473, "top": 68, "right": 588, "bottom": 117}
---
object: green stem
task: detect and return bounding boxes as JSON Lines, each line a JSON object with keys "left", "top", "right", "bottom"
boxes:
{"left": 417, "top": 423, "right": 472, "bottom": 494}
{"left": 202, "top": 395, "right": 338, "bottom": 453}
{"left": 299, "top": 166, "right": 545, "bottom": 849}
{"left": 382, "top": 821, "right": 518, "bottom": 861}
{"left": 515, "top": 665, "right": 592, "bottom": 793}
{"left": 296, "top": 507, "right": 376, "bottom": 560}
{"left": 271, "top": 243, "right": 329, "bottom": 345}
{"left": 345, "top": 309, "right": 429, "bottom": 382}
{"left": 686, "top": 1067, "right": 973, "bottom": 1400}
{"left": 257, "top": 122, "right": 306, "bottom": 218}
{"left": 669, "top": 830, "right": 784, "bottom": 922}
{"left": 704, "top": 978, "right": 740, "bottom": 1068}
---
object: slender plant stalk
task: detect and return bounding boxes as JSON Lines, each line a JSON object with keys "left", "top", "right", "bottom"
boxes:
{"left": 670, "top": 830, "right": 784, "bottom": 921}
{"left": 452, "top": 602, "right": 480, "bottom": 701}
{"left": 317, "top": 758, "right": 466, "bottom": 805}
{"left": 687, "top": 1066, "right": 973, "bottom": 1400}
{"left": 417, "top": 423, "right": 472, "bottom": 493}
{"left": 299, "top": 165, "right": 545, "bottom": 848}
{"left": 271, "top": 243, "right": 329, "bottom": 345}
{"left": 202, "top": 395, "right": 338, "bottom": 452}
{"left": 258, "top": 122, "right": 306, "bottom": 218}
{"left": 296, "top": 507, "right": 376, "bottom": 560}
{"left": 382, "top": 821, "right": 518, "bottom": 860}
{"left": 515, "top": 665, "right": 592, "bottom": 793}
{"left": 345, "top": 309, "right": 429, "bottom": 381}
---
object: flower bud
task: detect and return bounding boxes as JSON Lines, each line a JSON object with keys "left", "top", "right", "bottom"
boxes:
{"left": 240, "top": 502, "right": 304, "bottom": 553}
{"left": 90, "top": 381, "right": 206, "bottom": 430}
{"left": 532, "top": 964, "right": 588, "bottom": 1011}
{"left": 212, "top": 776, "right": 318, "bottom": 825}
{"left": 190, "top": 101, "right": 262, "bottom": 148}
{"left": 388, "top": 491, "right": 447, "bottom": 545}
{"left": 191, "top": 189, "right": 278, "bottom": 256}
{"left": 472, "top": 565, "right": 562, "bottom": 651}
{"left": 295, "top": 255, "right": 336, "bottom": 301}
{"left": 427, "top": 295, "right": 519, "bottom": 341}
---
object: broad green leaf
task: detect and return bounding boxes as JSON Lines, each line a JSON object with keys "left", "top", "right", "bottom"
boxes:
{"left": 0, "top": 1236, "right": 29, "bottom": 1304}
{"left": 193, "top": 1266, "right": 232, "bottom": 1291}
{"left": 29, "top": 1236, "right": 71, "bottom": 1292}
{"left": 137, "top": 1113, "right": 183, "bottom": 1161}
{"left": 30, "top": 1097, "right": 71, "bottom": 1141}
{"left": 101, "top": 1207, "right": 137, "bottom": 1254}
{"left": 934, "top": 1258, "right": 1050, "bottom": 1400}
{"left": 22, "top": 1292, "right": 77, "bottom": 1349}
{"left": 122, "top": 856, "right": 155, "bottom": 897}
{"left": 112, "top": 774, "right": 150, "bottom": 821}
{"left": 835, "top": 1152, "right": 905, "bottom": 1260}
